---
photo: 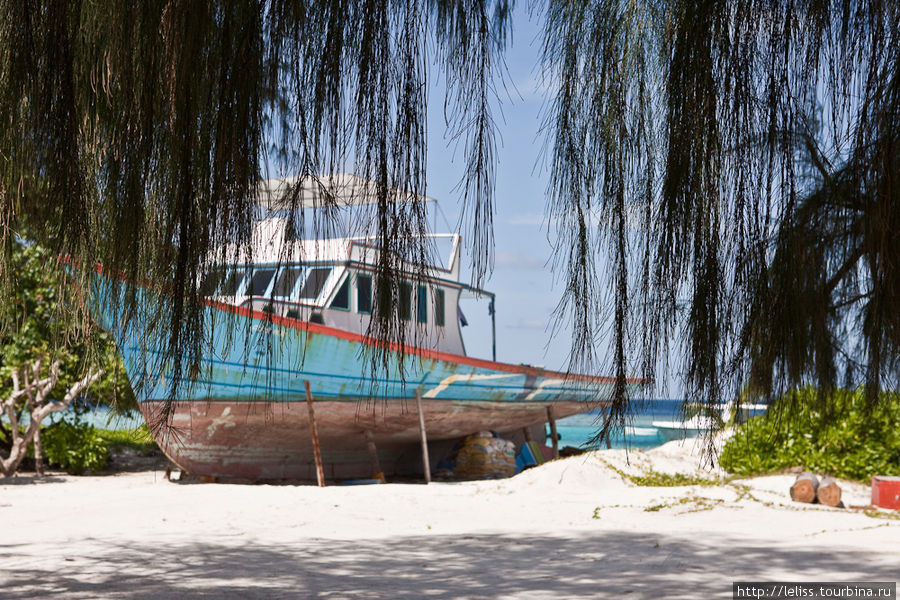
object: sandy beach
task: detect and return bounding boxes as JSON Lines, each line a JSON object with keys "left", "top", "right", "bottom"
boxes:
{"left": 1, "top": 439, "right": 896, "bottom": 599}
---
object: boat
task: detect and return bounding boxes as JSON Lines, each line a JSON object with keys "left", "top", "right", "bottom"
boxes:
{"left": 90, "top": 174, "right": 642, "bottom": 481}
{"left": 651, "top": 416, "right": 722, "bottom": 442}
{"left": 652, "top": 402, "right": 769, "bottom": 441}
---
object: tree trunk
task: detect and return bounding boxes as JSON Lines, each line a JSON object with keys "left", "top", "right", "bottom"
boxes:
{"left": 0, "top": 439, "right": 26, "bottom": 477}
{"left": 816, "top": 476, "right": 842, "bottom": 507}
{"left": 0, "top": 405, "right": 62, "bottom": 476}
{"left": 33, "top": 425, "right": 44, "bottom": 477}
{"left": 790, "top": 471, "right": 819, "bottom": 503}
{"left": 1, "top": 362, "right": 102, "bottom": 478}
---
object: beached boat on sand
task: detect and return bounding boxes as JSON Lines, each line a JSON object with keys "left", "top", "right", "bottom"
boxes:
{"left": 91, "top": 175, "right": 641, "bottom": 481}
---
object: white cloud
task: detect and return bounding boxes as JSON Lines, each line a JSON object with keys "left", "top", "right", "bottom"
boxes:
{"left": 495, "top": 251, "right": 547, "bottom": 270}
{"left": 511, "top": 71, "right": 554, "bottom": 104}
{"left": 506, "top": 212, "right": 546, "bottom": 226}
{"left": 509, "top": 317, "right": 546, "bottom": 330}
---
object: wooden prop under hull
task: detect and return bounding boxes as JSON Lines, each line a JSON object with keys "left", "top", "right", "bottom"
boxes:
{"left": 141, "top": 399, "right": 592, "bottom": 481}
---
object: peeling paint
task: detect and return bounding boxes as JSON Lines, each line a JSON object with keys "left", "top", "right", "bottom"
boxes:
{"left": 422, "top": 373, "right": 518, "bottom": 399}
{"left": 522, "top": 378, "right": 565, "bottom": 401}
{"left": 206, "top": 406, "right": 236, "bottom": 438}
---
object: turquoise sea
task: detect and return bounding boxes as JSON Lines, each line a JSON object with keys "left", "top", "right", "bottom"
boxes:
{"left": 7, "top": 406, "right": 145, "bottom": 430}
{"left": 554, "top": 398, "right": 688, "bottom": 450}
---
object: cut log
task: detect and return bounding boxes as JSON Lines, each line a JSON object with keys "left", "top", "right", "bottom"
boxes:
{"left": 816, "top": 476, "right": 842, "bottom": 507}
{"left": 790, "top": 471, "right": 819, "bottom": 503}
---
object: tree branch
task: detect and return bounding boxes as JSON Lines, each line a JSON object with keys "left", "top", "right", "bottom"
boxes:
{"left": 1, "top": 360, "right": 104, "bottom": 478}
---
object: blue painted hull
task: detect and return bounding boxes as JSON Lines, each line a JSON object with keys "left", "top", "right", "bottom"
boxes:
{"left": 92, "top": 275, "right": 630, "bottom": 480}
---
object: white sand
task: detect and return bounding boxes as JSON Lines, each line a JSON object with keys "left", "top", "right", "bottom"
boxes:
{"left": 1, "top": 439, "right": 896, "bottom": 599}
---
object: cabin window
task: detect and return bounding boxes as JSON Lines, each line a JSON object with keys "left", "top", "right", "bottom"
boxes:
{"left": 330, "top": 275, "right": 350, "bottom": 310}
{"left": 272, "top": 267, "right": 303, "bottom": 297}
{"left": 435, "top": 289, "right": 445, "bottom": 327}
{"left": 219, "top": 269, "right": 247, "bottom": 296}
{"left": 199, "top": 269, "right": 224, "bottom": 296}
{"left": 249, "top": 268, "right": 276, "bottom": 296}
{"left": 399, "top": 281, "right": 412, "bottom": 321}
{"left": 298, "top": 267, "right": 331, "bottom": 300}
{"left": 416, "top": 285, "right": 427, "bottom": 323}
{"left": 357, "top": 274, "right": 372, "bottom": 314}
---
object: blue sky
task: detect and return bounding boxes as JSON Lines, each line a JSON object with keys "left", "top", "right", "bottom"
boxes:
{"left": 422, "top": 12, "right": 580, "bottom": 372}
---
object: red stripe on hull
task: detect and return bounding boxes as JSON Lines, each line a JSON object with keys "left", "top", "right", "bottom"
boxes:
{"left": 204, "top": 298, "right": 645, "bottom": 386}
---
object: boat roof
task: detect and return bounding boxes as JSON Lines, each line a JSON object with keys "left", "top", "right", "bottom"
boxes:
{"left": 217, "top": 218, "right": 463, "bottom": 282}
{"left": 256, "top": 173, "right": 435, "bottom": 210}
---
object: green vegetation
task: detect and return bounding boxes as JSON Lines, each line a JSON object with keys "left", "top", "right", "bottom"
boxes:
{"left": 96, "top": 425, "right": 157, "bottom": 455}
{"left": 720, "top": 388, "right": 900, "bottom": 481}
{"left": 628, "top": 470, "right": 723, "bottom": 488}
{"left": 644, "top": 494, "right": 725, "bottom": 514}
{"left": 0, "top": 240, "right": 136, "bottom": 411}
{"left": 40, "top": 421, "right": 157, "bottom": 475}
{"left": 864, "top": 509, "right": 900, "bottom": 521}
{"left": 597, "top": 457, "right": 723, "bottom": 487}
{"left": 41, "top": 420, "right": 109, "bottom": 475}
{"left": 1, "top": 239, "right": 138, "bottom": 476}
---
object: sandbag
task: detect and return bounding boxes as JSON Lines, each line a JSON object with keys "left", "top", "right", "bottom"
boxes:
{"left": 453, "top": 431, "right": 516, "bottom": 479}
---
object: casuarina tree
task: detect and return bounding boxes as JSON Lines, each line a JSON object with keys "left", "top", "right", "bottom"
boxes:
{"left": 0, "top": 2, "right": 897, "bottom": 439}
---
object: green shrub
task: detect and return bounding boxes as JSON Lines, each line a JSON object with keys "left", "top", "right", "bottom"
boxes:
{"left": 41, "top": 419, "right": 109, "bottom": 474}
{"left": 628, "top": 470, "right": 723, "bottom": 487}
{"left": 720, "top": 388, "right": 900, "bottom": 481}
{"left": 96, "top": 425, "right": 158, "bottom": 455}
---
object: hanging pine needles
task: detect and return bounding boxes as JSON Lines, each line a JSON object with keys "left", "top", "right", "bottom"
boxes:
{"left": 0, "top": 1, "right": 511, "bottom": 427}
{"left": 0, "top": 1, "right": 898, "bottom": 441}
{"left": 541, "top": 0, "right": 900, "bottom": 443}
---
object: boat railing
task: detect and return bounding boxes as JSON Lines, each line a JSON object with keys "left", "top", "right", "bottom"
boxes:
{"left": 347, "top": 233, "right": 460, "bottom": 278}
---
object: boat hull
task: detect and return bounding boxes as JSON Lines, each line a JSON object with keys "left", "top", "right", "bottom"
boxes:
{"left": 92, "top": 275, "right": 632, "bottom": 480}
{"left": 141, "top": 398, "right": 592, "bottom": 480}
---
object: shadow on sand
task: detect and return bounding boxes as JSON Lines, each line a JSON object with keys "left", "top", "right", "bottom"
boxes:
{"left": 0, "top": 530, "right": 895, "bottom": 599}
{"left": 0, "top": 474, "right": 69, "bottom": 486}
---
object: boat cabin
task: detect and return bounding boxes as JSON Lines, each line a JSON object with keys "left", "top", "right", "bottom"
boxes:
{"left": 198, "top": 217, "right": 490, "bottom": 358}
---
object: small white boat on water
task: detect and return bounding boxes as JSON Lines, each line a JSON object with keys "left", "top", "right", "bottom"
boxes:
{"left": 652, "top": 403, "right": 769, "bottom": 441}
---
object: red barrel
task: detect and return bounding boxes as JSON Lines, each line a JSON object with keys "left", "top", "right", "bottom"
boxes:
{"left": 871, "top": 476, "right": 900, "bottom": 509}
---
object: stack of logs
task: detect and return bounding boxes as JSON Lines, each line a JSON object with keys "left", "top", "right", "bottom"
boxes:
{"left": 790, "top": 471, "right": 843, "bottom": 507}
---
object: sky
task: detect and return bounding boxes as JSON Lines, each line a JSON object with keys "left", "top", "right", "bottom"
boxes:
{"left": 260, "top": 8, "right": 652, "bottom": 389}
{"left": 422, "top": 11, "right": 587, "bottom": 374}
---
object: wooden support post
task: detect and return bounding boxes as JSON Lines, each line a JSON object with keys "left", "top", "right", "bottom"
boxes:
{"left": 364, "top": 429, "right": 384, "bottom": 483}
{"left": 304, "top": 380, "right": 325, "bottom": 487}
{"left": 415, "top": 388, "right": 431, "bottom": 484}
{"left": 546, "top": 405, "right": 559, "bottom": 459}
{"left": 522, "top": 426, "right": 533, "bottom": 442}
